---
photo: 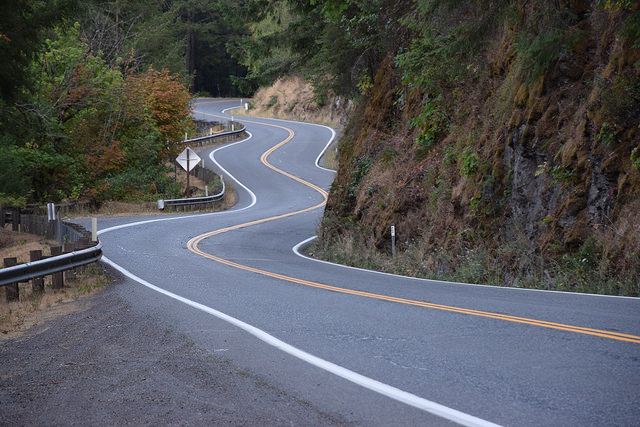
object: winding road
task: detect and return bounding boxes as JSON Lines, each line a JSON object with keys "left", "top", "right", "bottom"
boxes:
{"left": 95, "top": 99, "right": 639, "bottom": 426}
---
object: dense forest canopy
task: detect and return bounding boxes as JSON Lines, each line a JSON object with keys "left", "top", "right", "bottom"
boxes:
{"left": 0, "top": 0, "right": 410, "bottom": 204}
{"left": 0, "top": 0, "right": 249, "bottom": 204}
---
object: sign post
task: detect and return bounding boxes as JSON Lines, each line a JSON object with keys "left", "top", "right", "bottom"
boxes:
{"left": 176, "top": 147, "right": 201, "bottom": 196}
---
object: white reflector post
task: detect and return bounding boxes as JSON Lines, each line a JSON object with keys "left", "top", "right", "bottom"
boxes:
{"left": 47, "top": 203, "right": 56, "bottom": 221}
{"left": 92, "top": 217, "right": 97, "bottom": 242}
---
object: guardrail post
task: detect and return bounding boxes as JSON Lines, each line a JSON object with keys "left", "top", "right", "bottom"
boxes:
{"left": 64, "top": 242, "right": 76, "bottom": 280}
{"left": 75, "top": 239, "right": 89, "bottom": 273}
{"left": 30, "top": 250, "right": 44, "bottom": 294}
{"left": 4, "top": 257, "right": 19, "bottom": 301}
{"left": 50, "top": 246, "right": 64, "bottom": 289}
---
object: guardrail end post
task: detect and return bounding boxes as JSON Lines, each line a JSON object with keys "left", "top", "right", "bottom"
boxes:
{"left": 158, "top": 199, "right": 165, "bottom": 210}
{"left": 4, "top": 257, "right": 19, "bottom": 302}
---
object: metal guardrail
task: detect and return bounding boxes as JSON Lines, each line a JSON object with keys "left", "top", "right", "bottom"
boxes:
{"left": 1, "top": 122, "right": 243, "bottom": 290}
{"left": 160, "top": 120, "right": 245, "bottom": 210}
{"left": 1, "top": 206, "right": 102, "bottom": 292}
{"left": 185, "top": 124, "right": 246, "bottom": 146}
{"left": 158, "top": 174, "right": 225, "bottom": 210}
{"left": 0, "top": 242, "right": 102, "bottom": 287}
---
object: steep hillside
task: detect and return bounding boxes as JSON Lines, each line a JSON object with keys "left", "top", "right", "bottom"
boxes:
{"left": 235, "top": 75, "right": 352, "bottom": 128}
{"left": 316, "top": 1, "right": 640, "bottom": 295}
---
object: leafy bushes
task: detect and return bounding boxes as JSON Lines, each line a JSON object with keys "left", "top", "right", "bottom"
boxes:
{"left": 347, "top": 156, "right": 371, "bottom": 198}
{"left": 409, "top": 97, "right": 448, "bottom": 158}
{"left": 0, "top": 24, "right": 193, "bottom": 204}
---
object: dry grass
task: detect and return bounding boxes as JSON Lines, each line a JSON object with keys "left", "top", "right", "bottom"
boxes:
{"left": 314, "top": 216, "right": 639, "bottom": 296}
{"left": 0, "top": 227, "right": 59, "bottom": 264}
{"left": 0, "top": 264, "right": 109, "bottom": 338}
{"left": 0, "top": 227, "right": 110, "bottom": 337}
{"left": 321, "top": 144, "right": 340, "bottom": 171}
{"left": 229, "top": 75, "right": 350, "bottom": 128}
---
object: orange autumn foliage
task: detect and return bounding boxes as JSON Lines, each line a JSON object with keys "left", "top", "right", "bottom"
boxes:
{"left": 126, "top": 67, "right": 193, "bottom": 158}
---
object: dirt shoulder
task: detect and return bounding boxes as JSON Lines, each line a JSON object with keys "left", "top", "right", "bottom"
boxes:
{"left": 0, "top": 264, "right": 350, "bottom": 426}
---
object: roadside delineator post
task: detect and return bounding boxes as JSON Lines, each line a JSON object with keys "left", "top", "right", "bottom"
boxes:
{"left": 391, "top": 224, "right": 396, "bottom": 258}
{"left": 91, "top": 217, "right": 97, "bottom": 242}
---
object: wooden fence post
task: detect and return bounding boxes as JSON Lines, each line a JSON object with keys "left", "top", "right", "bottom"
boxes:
{"left": 4, "top": 257, "right": 19, "bottom": 302}
{"left": 50, "top": 246, "right": 64, "bottom": 289}
{"left": 30, "top": 250, "right": 44, "bottom": 293}
{"left": 10, "top": 208, "right": 19, "bottom": 232}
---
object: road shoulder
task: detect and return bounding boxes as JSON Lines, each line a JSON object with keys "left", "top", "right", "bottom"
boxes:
{"left": 0, "top": 263, "right": 352, "bottom": 426}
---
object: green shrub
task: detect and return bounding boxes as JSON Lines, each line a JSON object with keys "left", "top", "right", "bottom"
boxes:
{"left": 514, "top": 5, "right": 583, "bottom": 83}
{"left": 460, "top": 148, "right": 479, "bottom": 177}
{"left": 631, "top": 146, "right": 640, "bottom": 170}
{"left": 597, "top": 122, "right": 619, "bottom": 146}
{"left": 410, "top": 97, "right": 448, "bottom": 158}
{"left": 346, "top": 156, "right": 371, "bottom": 198}
{"left": 265, "top": 95, "right": 278, "bottom": 109}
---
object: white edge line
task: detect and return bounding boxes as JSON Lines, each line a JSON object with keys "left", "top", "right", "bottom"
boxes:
{"left": 98, "top": 100, "right": 502, "bottom": 426}
{"left": 101, "top": 254, "right": 500, "bottom": 427}
{"left": 313, "top": 125, "right": 337, "bottom": 173}
{"left": 97, "top": 132, "right": 256, "bottom": 236}
{"left": 292, "top": 237, "right": 639, "bottom": 300}
{"left": 220, "top": 103, "right": 338, "bottom": 173}
{"left": 208, "top": 131, "right": 257, "bottom": 210}
{"left": 251, "top": 100, "right": 635, "bottom": 301}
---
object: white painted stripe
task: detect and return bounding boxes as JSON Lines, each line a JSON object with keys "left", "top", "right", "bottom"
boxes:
{"left": 207, "top": 131, "right": 257, "bottom": 210}
{"left": 97, "top": 132, "right": 257, "bottom": 237}
{"left": 98, "top": 102, "right": 502, "bottom": 425}
{"left": 313, "top": 125, "right": 337, "bottom": 172}
{"left": 292, "top": 237, "right": 639, "bottom": 300}
{"left": 221, "top": 104, "right": 337, "bottom": 173}
{"left": 101, "top": 254, "right": 501, "bottom": 427}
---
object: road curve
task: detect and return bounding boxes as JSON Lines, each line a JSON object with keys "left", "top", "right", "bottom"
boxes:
{"left": 96, "top": 99, "right": 640, "bottom": 426}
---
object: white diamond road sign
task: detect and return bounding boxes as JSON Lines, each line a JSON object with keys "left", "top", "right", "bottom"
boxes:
{"left": 176, "top": 147, "right": 201, "bottom": 172}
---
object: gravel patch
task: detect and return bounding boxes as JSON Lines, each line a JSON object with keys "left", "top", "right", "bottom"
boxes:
{"left": 0, "top": 266, "right": 351, "bottom": 426}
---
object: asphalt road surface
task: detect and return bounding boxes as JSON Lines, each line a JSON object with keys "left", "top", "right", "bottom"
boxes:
{"left": 20, "top": 99, "right": 639, "bottom": 426}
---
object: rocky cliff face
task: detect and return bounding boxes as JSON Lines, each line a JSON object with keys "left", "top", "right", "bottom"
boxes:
{"left": 319, "top": 2, "right": 639, "bottom": 294}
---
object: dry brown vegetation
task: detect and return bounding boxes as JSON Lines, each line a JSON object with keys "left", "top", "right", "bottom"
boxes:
{"left": 0, "top": 227, "right": 58, "bottom": 264}
{"left": 230, "top": 75, "right": 352, "bottom": 129}
{"left": 0, "top": 228, "right": 109, "bottom": 337}
{"left": 316, "top": 3, "right": 640, "bottom": 295}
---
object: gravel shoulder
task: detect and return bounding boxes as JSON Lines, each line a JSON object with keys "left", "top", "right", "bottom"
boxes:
{"left": 0, "top": 264, "right": 351, "bottom": 426}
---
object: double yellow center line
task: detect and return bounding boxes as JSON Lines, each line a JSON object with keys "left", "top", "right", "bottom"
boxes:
{"left": 188, "top": 103, "right": 640, "bottom": 345}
